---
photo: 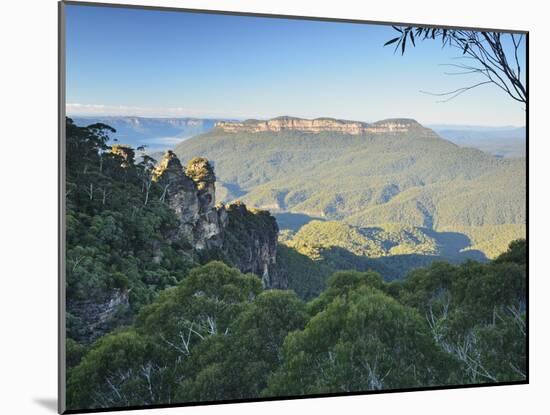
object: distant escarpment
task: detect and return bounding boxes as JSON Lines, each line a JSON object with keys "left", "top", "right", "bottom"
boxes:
{"left": 215, "top": 116, "right": 423, "bottom": 135}
{"left": 70, "top": 116, "right": 223, "bottom": 151}
{"left": 152, "top": 151, "right": 285, "bottom": 288}
{"left": 174, "top": 114, "right": 525, "bottom": 260}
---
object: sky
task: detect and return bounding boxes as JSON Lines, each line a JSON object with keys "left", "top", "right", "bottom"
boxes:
{"left": 65, "top": 4, "right": 526, "bottom": 126}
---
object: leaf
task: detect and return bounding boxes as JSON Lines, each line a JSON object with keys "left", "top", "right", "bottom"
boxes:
{"left": 463, "top": 43, "right": 469, "bottom": 54}
{"left": 409, "top": 31, "right": 416, "bottom": 47}
{"left": 392, "top": 25, "right": 403, "bottom": 33}
{"left": 401, "top": 36, "right": 407, "bottom": 54}
{"left": 384, "top": 37, "right": 400, "bottom": 46}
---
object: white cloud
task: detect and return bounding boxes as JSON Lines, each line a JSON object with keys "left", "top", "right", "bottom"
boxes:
{"left": 153, "top": 136, "right": 191, "bottom": 145}
{"left": 66, "top": 103, "right": 255, "bottom": 119}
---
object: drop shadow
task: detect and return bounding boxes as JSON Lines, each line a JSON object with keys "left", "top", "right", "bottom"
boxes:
{"left": 34, "top": 398, "right": 57, "bottom": 413}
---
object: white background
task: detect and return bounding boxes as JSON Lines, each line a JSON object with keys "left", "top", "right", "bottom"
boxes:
{"left": 0, "top": 0, "right": 545, "bottom": 413}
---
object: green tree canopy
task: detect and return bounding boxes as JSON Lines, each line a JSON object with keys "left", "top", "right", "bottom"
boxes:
{"left": 176, "top": 290, "right": 308, "bottom": 401}
{"left": 265, "top": 285, "right": 455, "bottom": 395}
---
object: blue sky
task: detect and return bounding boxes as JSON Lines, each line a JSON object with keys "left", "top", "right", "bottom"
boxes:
{"left": 65, "top": 4, "right": 526, "bottom": 126}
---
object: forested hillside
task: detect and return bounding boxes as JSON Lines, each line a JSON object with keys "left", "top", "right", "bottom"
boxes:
{"left": 65, "top": 117, "right": 526, "bottom": 411}
{"left": 67, "top": 242, "right": 526, "bottom": 410}
{"left": 65, "top": 118, "right": 197, "bottom": 342}
{"left": 65, "top": 118, "right": 283, "bottom": 343}
{"left": 174, "top": 118, "right": 525, "bottom": 258}
{"left": 61, "top": 4, "right": 529, "bottom": 411}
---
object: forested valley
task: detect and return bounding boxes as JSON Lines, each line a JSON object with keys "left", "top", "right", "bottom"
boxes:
{"left": 65, "top": 118, "right": 526, "bottom": 411}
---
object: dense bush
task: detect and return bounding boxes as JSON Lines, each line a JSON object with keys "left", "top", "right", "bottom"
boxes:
{"left": 67, "top": 241, "right": 526, "bottom": 410}
{"left": 65, "top": 117, "right": 526, "bottom": 409}
{"left": 65, "top": 118, "right": 197, "bottom": 342}
{"left": 174, "top": 127, "right": 526, "bottom": 257}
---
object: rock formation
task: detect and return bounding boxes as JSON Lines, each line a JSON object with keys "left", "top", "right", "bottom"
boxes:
{"left": 152, "top": 151, "right": 203, "bottom": 244}
{"left": 215, "top": 116, "right": 422, "bottom": 135}
{"left": 152, "top": 151, "right": 284, "bottom": 288}
{"left": 185, "top": 157, "right": 227, "bottom": 250}
{"left": 222, "top": 202, "right": 286, "bottom": 289}
{"left": 152, "top": 152, "right": 227, "bottom": 250}
{"left": 68, "top": 289, "right": 129, "bottom": 344}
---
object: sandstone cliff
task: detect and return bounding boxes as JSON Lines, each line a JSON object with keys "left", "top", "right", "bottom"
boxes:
{"left": 152, "top": 152, "right": 225, "bottom": 250}
{"left": 221, "top": 202, "right": 287, "bottom": 289}
{"left": 68, "top": 289, "right": 129, "bottom": 343}
{"left": 152, "top": 151, "right": 285, "bottom": 288}
{"left": 215, "top": 116, "right": 423, "bottom": 135}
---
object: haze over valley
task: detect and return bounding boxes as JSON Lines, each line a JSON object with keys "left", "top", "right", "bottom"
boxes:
{"left": 70, "top": 116, "right": 223, "bottom": 153}
{"left": 70, "top": 115, "right": 526, "bottom": 159}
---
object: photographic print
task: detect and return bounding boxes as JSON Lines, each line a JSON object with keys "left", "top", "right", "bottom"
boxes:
{"left": 60, "top": 1, "right": 527, "bottom": 412}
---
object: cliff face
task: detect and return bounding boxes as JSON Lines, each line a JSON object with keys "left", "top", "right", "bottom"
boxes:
{"left": 153, "top": 151, "right": 284, "bottom": 288}
{"left": 68, "top": 289, "right": 129, "bottom": 344}
{"left": 184, "top": 157, "right": 227, "bottom": 250}
{"left": 153, "top": 152, "right": 225, "bottom": 250}
{"left": 221, "top": 202, "right": 287, "bottom": 289}
{"left": 215, "top": 116, "right": 423, "bottom": 135}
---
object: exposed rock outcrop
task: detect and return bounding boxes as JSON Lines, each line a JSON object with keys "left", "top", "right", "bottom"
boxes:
{"left": 153, "top": 151, "right": 202, "bottom": 243}
{"left": 216, "top": 116, "right": 371, "bottom": 135}
{"left": 152, "top": 152, "right": 225, "bottom": 250}
{"left": 68, "top": 289, "right": 129, "bottom": 344}
{"left": 185, "top": 157, "right": 225, "bottom": 250}
{"left": 152, "top": 151, "right": 285, "bottom": 288}
{"left": 221, "top": 202, "right": 286, "bottom": 289}
{"left": 215, "top": 116, "right": 423, "bottom": 135}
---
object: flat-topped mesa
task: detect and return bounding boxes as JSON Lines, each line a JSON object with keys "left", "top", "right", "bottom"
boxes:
{"left": 215, "top": 116, "right": 423, "bottom": 135}
{"left": 215, "top": 116, "right": 370, "bottom": 135}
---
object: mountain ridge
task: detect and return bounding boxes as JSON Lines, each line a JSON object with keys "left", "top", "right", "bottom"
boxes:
{"left": 173, "top": 120, "right": 525, "bottom": 258}
{"left": 69, "top": 115, "right": 526, "bottom": 158}
{"left": 215, "top": 116, "right": 425, "bottom": 135}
